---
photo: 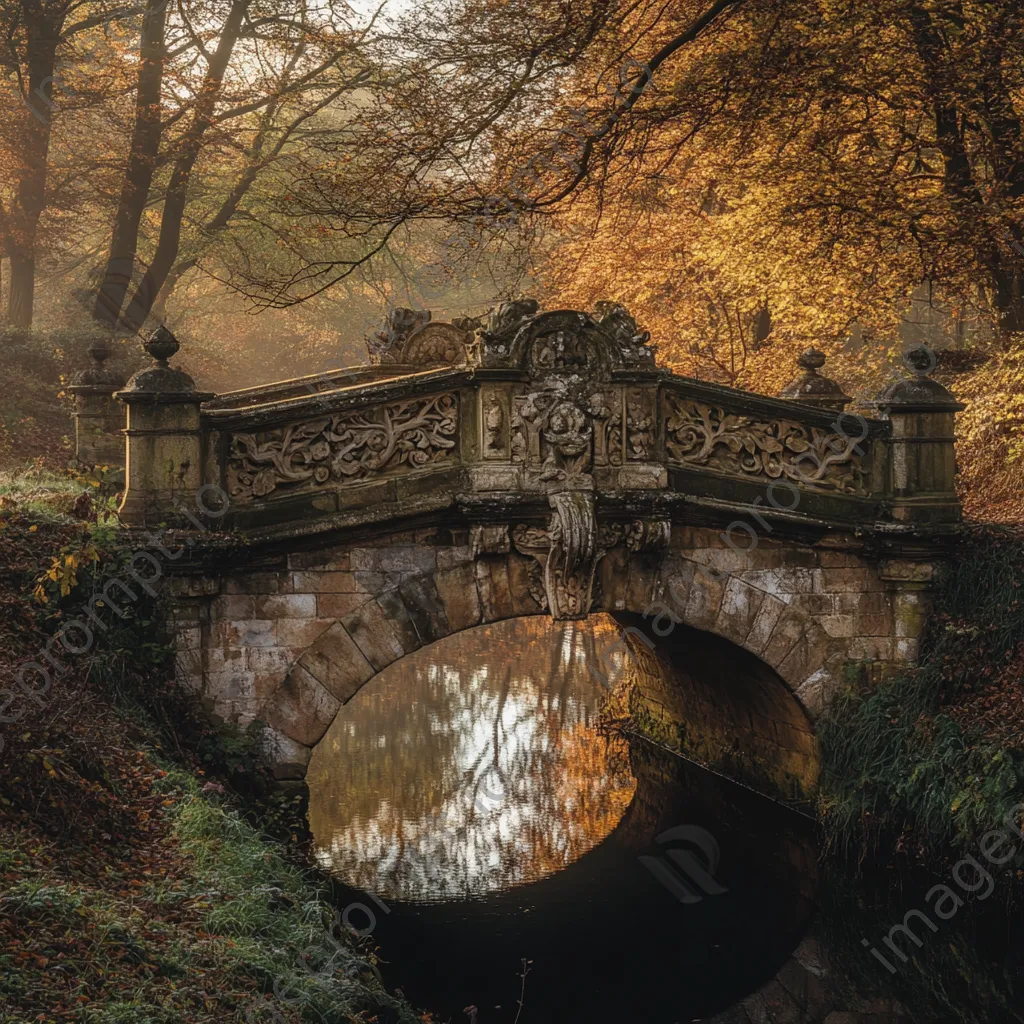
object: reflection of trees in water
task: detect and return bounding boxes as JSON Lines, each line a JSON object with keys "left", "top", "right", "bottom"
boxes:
{"left": 308, "top": 615, "right": 636, "bottom": 900}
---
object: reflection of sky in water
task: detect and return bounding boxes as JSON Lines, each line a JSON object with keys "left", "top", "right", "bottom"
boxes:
{"left": 308, "top": 615, "right": 636, "bottom": 901}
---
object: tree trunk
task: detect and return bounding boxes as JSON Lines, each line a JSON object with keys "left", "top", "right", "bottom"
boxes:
{"left": 123, "top": 0, "right": 249, "bottom": 328}
{"left": 93, "top": 0, "right": 169, "bottom": 328}
{"left": 908, "top": 1, "right": 1024, "bottom": 335}
{"left": 7, "top": 255, "right": 36, "bottom": 330}
{"left": 7, "top": 6, "right": 62, "bottom": 329}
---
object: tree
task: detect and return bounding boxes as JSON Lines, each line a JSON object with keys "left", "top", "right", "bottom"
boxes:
{"left": 92, "top": 0, "right": 387, "bottom": 330}
{"left": 523, "top": 0, "right": 1024, "bottom": 378}
{"left": 0, "top": 0, "right": 135, "bottom": 327}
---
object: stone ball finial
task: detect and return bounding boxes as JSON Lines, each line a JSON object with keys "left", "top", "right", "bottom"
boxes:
{"left": 778, "top": 347, "right": 851, "bottom": 412}
{"left": 147, "top": 325, "right": 180, "bottom": 367}
{"left": 796, "top": 347, "right": 826, "bottom": 371}
{"left": 71, "top": 331, "right": 125, "bottom": 389}
{"left": 903, "top": 345, "right": 935, "bottom": 374}
{"left": 119, "top": 325, "right": 208, "bottom": 398}
{"left": 873, "top": 344, "right": 964, "bottom": 413}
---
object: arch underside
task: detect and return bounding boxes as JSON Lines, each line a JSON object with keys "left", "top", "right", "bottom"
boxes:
{"left": 246, "top": 528, "right": 877, "bottom": 790}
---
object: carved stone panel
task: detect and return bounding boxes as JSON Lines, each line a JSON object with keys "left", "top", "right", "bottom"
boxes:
{"left": 227, "top": 393, "right": 458, "bottom": 503}
{"left": 400, "top": 323, "right": 476, "bottom": 366}
{"left": 625, "top": 389, "right": 655, "bottom": 461}
{"left": 510, "top": 394, "right": 530, "bottom": 465}
{"left": 368, "top": 310, "right": 475, "bottom": 366}
{"left": 480, "top": 389, "right": 509, "bottom": 460}
{"left": 529, "top": 328, "right": 590, "bottom": 373}
{"left": 515, "top": 383, "right": 595, "bottom": 484}
{"left": 588, "top": 389, "right": 623, "bottom": 467}
{"left": 663, "top": 395, "right": 869, "bottom": 496}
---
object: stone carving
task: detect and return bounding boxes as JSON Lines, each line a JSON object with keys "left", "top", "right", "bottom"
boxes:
{"left": 228, "top": 393, "right": 457, "bottom": 502}
{"left": 546, "top": 492, "right": 595, "bottom": 618}
{"left": 587, "top": 390, "right": 623, "bottom": 467}
{"left": 367, "top": 309, "right": 475, "bottom": 365}
{"left": 593, "top": 300, "right": 656, "bottom": 366}
{"left": 624, "top": 519, "right": 671, "bottom": 553}
{"left": 513, "top": 492, "right": 599, "bottom": 619}
{"left": 478, "top": 298, "right": 540, "bottom": 361}
{"left": 485, "top": 298, "right": 540, "bottom": 339}
{"left": 399, "top": 322, "right": 475, "bottom": 365}
{"left": 510, "top": 418, "right": 527, "bottom": 463}
{"left": 529, "top": 328, "right": 590, "bottom": 371}
{"left": 664, "top": 396, "right": 868, "bottom": 495}
{"left": 452, "top": 314, "right": 486, "bottom": 334}
{"left": 519, "top": 386, "right": 593, "bottom": 483}
{"left": 512, "top": 504, "right": 667, "bottom": 619}
{"left": 368, "top": 308, "right": 431, "bottom": 363}
{"left": 484, "top": 396, "right": 505, "bottom": 454}
{"left": 472, "top": 300, "right": 657, "bottom": 372}
{"left": 626, "top": 392, "right": 655, "bottom": 460}
{"left": 524, "top": 558, "right": 548, "bottom": 611}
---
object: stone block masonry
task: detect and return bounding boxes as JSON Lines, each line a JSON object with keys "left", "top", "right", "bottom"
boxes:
{"left": 165, "top": 524, "right": 934, "bottom": 785}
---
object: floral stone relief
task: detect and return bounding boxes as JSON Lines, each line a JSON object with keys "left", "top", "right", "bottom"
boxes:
{"left": 664, "top": 395, "right": 869, "bottom": 496}
{"left": 227, "top": 393, "right": 458, "bottom": 502}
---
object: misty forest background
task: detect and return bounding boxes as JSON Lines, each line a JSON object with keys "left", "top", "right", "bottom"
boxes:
{"left": 2, "top": 0, "right": 1024, "bottom": 519}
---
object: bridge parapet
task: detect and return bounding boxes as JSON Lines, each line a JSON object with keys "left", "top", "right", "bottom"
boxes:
{"left": 107, "top": 301, "right": 962, "bottom": 619}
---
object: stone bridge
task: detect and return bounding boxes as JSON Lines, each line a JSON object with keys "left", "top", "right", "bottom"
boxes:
{"left": 71, "top": 301, "right": 963, "bottom": 797}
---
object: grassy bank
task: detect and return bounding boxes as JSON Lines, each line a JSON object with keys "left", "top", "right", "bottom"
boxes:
{"left": 0, "top": 471, "right": 422, "bottom": 1023}
{"left": 819, "top": 524, "right": 1024, "bottom": 871}
{"left": 0, "top": 770, "right": 422, "bottom": 1023}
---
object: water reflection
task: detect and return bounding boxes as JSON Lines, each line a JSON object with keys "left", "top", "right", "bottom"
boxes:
{"left": 308, "top": 613, "right": 820, "bottom": 1022}
{"left": 308, "top": 614, "right": 636, "bottom": 900}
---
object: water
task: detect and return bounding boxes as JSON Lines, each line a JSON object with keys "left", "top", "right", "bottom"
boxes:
{"left": 307, "top": 615, "right": 819, "bottom": 1022}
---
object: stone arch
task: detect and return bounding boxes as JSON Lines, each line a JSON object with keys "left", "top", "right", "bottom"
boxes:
{"left": 256, "top": 545, "right": 834, "bottom": 784}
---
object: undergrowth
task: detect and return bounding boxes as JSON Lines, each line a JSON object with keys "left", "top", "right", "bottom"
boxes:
{"left": 817, "top": 862, "right": 1024, "bottom": 1024}
{"left": 819, "top": 524, "right": 1024, "bottom": 870}
{"left": 0, "top": 767, "right": 422, "bottom": 1023}
{"left": 1, "top": 469, "right": 422, "bottom": 1022}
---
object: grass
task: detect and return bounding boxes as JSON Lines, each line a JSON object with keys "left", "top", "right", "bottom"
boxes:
{"left": 0, "top": 464, "right": 93, "bottom": 523}
{"left": 0, "top": 761, "right": 425, "bottom": 1023}
{"left": 0, "top": 473, "right": 425, "bottom": 1024}
{"left": 157, "top": 768, "right": 422, "bottom": 1024}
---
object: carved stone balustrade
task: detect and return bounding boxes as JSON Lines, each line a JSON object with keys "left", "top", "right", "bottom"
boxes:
{"left": 109, "top": 303, "right": 963, "bottom": 618}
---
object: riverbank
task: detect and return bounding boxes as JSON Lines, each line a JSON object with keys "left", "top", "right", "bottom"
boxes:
{"left": 818, "top": 522, "right": 1024, "bottom": 872}
{"left": 0, "top": 469, "right": 421, "bottom": 1023}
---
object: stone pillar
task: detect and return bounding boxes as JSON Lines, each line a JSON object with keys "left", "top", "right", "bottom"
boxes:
{"left": 878, "top": 558, "right": 935, "bottom": 666}
{"left": 872, "top": 347, "right": 964, "bottom": 524}
{"left": 67, "top": 334, "right": 126, "bottom": 468}
{"left": 115, "top": 327, "right": 214, "bottom": 525}
{"left": 777, "top": 348, "right": 851, "bottom": 412}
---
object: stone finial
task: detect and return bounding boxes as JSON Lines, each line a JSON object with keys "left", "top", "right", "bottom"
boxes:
{"left": 120, "top": 326, "right": 206, "bottom": 397}
{"left": 69, "top": 332, "right": 127, "bottom": 468}
{"left": 873, "top": 345, "right": 964, "bottom": 413}
{"left": 147, "top": 324, "right": 180, "bottom": 366}
{"left": 70, "top": 332, "right": 125, "bottom": 389}
{"left": 778, "top": 348, "right": 851, "bottom": 412}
